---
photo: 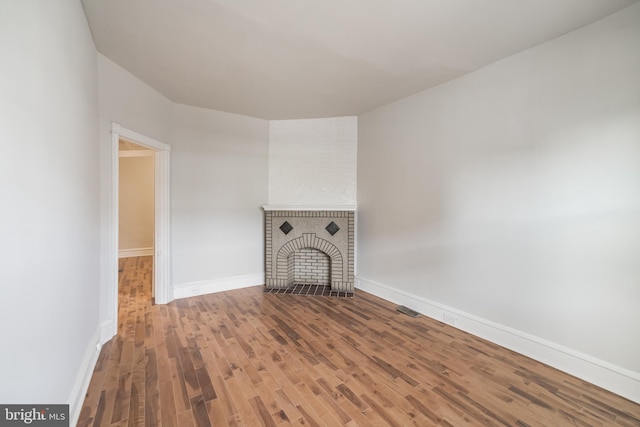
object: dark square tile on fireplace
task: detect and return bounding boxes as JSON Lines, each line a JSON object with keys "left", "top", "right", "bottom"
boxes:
{"left": 279, "top": 221, "right": 293, "bottom": 234}
{"left": 325, "top": 221, "right": 340, "bottom": 236}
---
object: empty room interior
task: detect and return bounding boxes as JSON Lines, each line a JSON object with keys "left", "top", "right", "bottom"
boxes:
{"left": 1, "top": 1, "right": 639, "bottom": 426}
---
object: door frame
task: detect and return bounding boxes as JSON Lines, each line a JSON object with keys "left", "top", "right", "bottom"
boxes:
{"left": 106, "top": 122, "right": 172, "bottom": 339}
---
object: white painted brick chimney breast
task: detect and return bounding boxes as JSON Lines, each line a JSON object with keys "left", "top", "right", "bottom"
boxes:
{"left": 268, "top": 116, "right": 357, "bottom": 206}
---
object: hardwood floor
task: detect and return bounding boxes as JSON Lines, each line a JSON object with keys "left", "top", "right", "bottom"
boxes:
{"left": 78, "top": 256, "right": 640, "bottom": 426}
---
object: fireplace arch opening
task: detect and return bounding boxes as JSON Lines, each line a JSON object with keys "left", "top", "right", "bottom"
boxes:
{"left": 276, "top": 233, "right": 343, "bottom": 289}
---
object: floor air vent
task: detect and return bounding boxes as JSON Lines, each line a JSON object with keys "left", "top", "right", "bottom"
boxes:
{"left": 396, "top": 305, "right": 420, "bottom": 318}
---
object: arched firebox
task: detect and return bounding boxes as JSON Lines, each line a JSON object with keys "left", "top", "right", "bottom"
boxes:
{"left": 276, "top": 233, "right": 343, "bottom": 288}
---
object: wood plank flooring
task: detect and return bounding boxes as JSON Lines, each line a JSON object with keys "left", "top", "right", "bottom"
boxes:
{"left": 78, "top": 256, "right": 640, "bottom": 426}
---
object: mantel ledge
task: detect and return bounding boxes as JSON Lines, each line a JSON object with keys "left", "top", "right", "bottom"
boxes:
{"left": 262, "top": 205, "right": 357, "bottom": 212}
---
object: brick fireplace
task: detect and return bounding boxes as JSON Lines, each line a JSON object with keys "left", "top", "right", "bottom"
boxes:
{"left": 263, "top": 207, "right": 355, "bottom": 293}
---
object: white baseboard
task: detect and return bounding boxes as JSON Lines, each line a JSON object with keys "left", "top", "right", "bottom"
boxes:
{"left": 68, "top": 328, "right": 102, "bottom": 427}
{"left": 99, "top": 320, "right": 115, "bottom": 345}
{"left": 173, "top": 273, "right": 265, "bottom": 300}
{"left": 356, "top": 276, "right": 640, "bottom": 404}
{"left": 118, "top": 247, "right": 153, "bottom": 258}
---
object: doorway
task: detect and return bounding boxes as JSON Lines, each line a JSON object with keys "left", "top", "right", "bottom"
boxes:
{"left": 105, "top": 123, "right": 171, "bottom": 341}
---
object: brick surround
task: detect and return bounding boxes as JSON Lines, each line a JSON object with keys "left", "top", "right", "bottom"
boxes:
{"left": 264, "top": 208, "right": 355, "bottom": 292}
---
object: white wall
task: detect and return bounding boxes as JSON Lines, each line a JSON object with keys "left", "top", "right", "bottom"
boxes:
{"left": 269, "top": 117, "right": 357, "bottom": 206}
{"left": 119, "top": 154, "right": 155, "bottom": 252}
{"left": 97, "top": 54, "right": 173, "bottom": 143}
{"left": 358, "top": 5, "right": 640, "bottom": 401}
{"left": 0, "top": 0, "right": 100, "bottom": 416}
{"left": 171, "top": 104, "right": 269, "bottom": 296}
